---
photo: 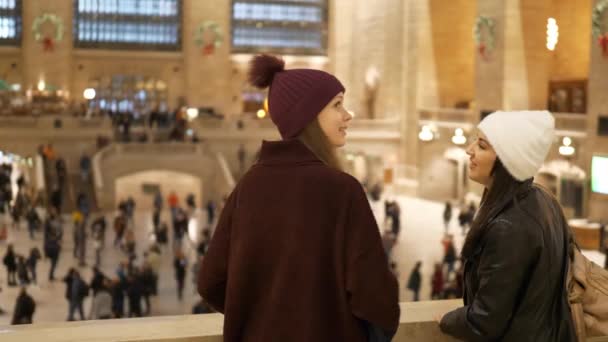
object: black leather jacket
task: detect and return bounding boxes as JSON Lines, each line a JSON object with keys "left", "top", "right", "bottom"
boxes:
{"left": 440, "top": 182, "right": 576, "bottom": 341}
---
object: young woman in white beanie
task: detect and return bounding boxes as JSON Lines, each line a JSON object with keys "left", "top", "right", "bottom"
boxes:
{"left": 438, "top": 111, "right": 576, "bottom": 341}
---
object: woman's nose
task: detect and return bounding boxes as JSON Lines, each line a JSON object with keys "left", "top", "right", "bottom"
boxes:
{"left": 345, "top": 110, "right": 354, "bottom": 121}
{"left": 465, "top": 143, "right": 474, "bottom": 156}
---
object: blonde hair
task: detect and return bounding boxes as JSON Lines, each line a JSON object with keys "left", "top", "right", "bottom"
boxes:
{"left": 298, "top": 118, "right": 342, "bottom": 171}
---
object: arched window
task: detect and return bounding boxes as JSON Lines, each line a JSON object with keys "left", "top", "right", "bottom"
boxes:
{"left": 231, "top": 0, "right": 327, "bottom": 55}
{"left": 74, "top": 0, "right": 182, "bottom": 51}
{"left": 0, "top": 0, "right": 21, "bottom": 46}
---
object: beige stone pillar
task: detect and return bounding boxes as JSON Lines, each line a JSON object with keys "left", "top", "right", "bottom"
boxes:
{"left": 475, "top": 0, "right": 551, "bottom": 112}
{"left": 183, "top": 0, "right": 233, "bottom": 115}
{"left": 586, "top": 0, "right": 608, "bottom": 221}
{"left": 475, "top": 0, "right": 506, "bottom": 111}
{"left": 22, "top": 0, "right": 73, "bottom": 94}
{"left": 400, "top": 0, "right": 420, "bottom": 172}
{"left": 330, "top": 0, "right": 406, "bottom": 119}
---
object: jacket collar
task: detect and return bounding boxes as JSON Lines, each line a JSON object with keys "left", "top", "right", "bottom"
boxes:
{"left": 484, "top": 178, "right": 535, "bottom": 224}
{"left": 258, "top": 139, "right": 323, "bottom": 165}
{"left": 466, "top": 179, "right": 535, "bottom": 259}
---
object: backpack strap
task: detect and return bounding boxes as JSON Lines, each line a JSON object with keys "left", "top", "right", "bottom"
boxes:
{"left": 556, "top": 200, "right": 585, "bottom": 342}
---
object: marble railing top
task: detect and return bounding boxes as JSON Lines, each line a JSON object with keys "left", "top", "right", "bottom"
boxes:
{"left": 1, "top": 300, "right": 607, "bottom": 342}
{"left": 0, "top": 300, "right": 459, "bottom": 342}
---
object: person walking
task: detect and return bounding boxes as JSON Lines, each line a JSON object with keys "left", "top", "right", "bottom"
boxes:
{"left": 431, "top": 263, "right": 445, "bottom": 300}
{"left": 64, "top": 269, "right": 89, "bottom": 321}
{"left": 44, "top": 209, "right": 62, "bottom": 281}
{"left": 3, "top": 244, "right": 17, "bottom": 286}
{"left": 205, "top": 200, "right": 215, "bottom": 225}
{"left": 11, "top": 287, "right": 35, "bottom": 325}
{"left": 79, "top": 154, "right": 91, "bottom": 183}
{"left": 198, "top": 54, "right": 399, "bottom": 342}
{"left": 438, "top": 111, "right": 575, "bottom": 341}
{"left": 25, "top": 205, "right": 41, "bottom": 240}
{"left": 16, "top": 256, "right": 30, "bottom": 286}
{"left": 443, "top": 202, "right": 452, "bottom": 233}
{"left": 174, "top": 250, "right": 187, "bottom": 301}
{"left": 442, "top": 235, "right": 457, "bottom": 278}
{"left": 113, "top": 213, "right": 127, "bottom": 248}
{"left": 89, "top": 280, "right": 113, "bottom": 320}
{"left": 26, "top": 247, "right": 41, "bottom": 285}
{"left": 407, "top": 261, "right": 422, "bottom": 302}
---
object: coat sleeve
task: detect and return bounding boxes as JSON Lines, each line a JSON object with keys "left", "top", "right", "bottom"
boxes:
{"left": 197, "top": 191, "right": 237, "bottom": 313}
{"left": 439, "top": 219, "right": 540, "bottom": 341}
{"left": 345, "top": 181, "right": 400, "bottom": 336}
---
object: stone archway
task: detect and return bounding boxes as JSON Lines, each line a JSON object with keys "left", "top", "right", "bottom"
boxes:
{"left": 114, "top": 169, "right": 203, "bottom": 210}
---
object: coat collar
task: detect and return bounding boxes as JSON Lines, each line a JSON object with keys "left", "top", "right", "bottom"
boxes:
{"left": 485, "top": 178, "right": 535, "bottom": 224}
{"left": 258, "top": 139, "right": 323, "bottom": 165}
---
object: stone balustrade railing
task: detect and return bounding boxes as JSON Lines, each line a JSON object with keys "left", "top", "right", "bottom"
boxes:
{"left": 417, "top": 108, "right": 588, "bottom": 136}
{"left": 418, "top": 107, "right": 477, "bottom": 125}
{"left": 190, "top": 116, "right": 402, "bottom": 141}
{"left": 553, "top": 112, "right": 588, "bottom": 136}
{"left": 2, "top": 300, "right": 606, "bottom": 342}
{"left": 0, "top": 115, "right": 110, "bottom": 130}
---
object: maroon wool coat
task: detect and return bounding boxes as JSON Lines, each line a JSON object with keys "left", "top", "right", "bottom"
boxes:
{"left": 198, "top": 139, "right": 400, "bottom": 342}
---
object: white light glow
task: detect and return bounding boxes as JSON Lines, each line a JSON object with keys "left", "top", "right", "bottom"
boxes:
{"left": 186, "top": 107, "right": 199, "bottom": 120}
{"left": 37, "top": 80, "right": 45, "bottom": 91}
{"left": 256, "top": 109, "right": 267, "bottom": 119}
{"left": 418, "top": 125, "right": 434, "bottom": 142}
{"left": 452, "top": 128, "right": 467, "bottom": 145}
{"left": 83, "top": 88, "right": 96, "bottom": 100}
{"left": 559, "top": 145, "right": 575, "bottom": 156}
{"left": 562, "top": 136, "right": 572, "bottom": 147}
{"left": 546, "top": 18, "right": 559, "bottom": 51}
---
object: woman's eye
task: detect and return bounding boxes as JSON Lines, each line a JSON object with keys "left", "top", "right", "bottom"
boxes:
{"left": 335, "top": 101, "right": 342, "bottom": 107}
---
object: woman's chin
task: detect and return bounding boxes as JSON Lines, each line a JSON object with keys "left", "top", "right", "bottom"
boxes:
{"left": 330, "top": 137, "right": 346, "bottom": 148}
{"left": 468, "top": 174, "right": 482, "bottom": 185}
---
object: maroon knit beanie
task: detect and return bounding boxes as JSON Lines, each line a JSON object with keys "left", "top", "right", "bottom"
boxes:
{"left": 248, "top": 54, "right": 345, "bottom": 139}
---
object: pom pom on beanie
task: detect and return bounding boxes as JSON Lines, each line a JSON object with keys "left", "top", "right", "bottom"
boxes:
{"left": 248, "top": 54, "right": 285, "bottom": 89}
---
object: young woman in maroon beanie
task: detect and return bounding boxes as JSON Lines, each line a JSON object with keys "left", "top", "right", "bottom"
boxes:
{"left": 198, "top": 54, "right": 400, "bottom": 342}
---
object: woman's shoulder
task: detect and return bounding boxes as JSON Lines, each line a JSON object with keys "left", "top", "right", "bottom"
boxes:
{"left": 488, "top": 200, "right": 545, "bottom": 245}
{"left": 246, "top": 162, "right": 364, "bottom": 191}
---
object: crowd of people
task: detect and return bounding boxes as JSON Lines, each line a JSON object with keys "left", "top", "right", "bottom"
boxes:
{"left": 377, "top": 193, "right": 476, "bottom": 304}
{"left": 1, "top": 146, "right": 223, "bottom": 325}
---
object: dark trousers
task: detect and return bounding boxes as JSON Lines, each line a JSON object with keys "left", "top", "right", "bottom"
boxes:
{"left": 129, "top": 300, "right": 142, "bottom": 317}
{"left": 143, "top": 294, "right": 151, "bottom": 315}
{"left": 177, "top": 277, "right": 185, "bottom": 300}
{"left": 95, "top": 248, "right": 101, "bottom": 267}
{"left": 411, "top": 289, "right": 420, "bottom": 302}
{"left": 6, "top": 269, "right": 16, "bottom": 285}
{"left": 68, "top": 300, "right": 85, "bottom": 321}
{"left": 29, "top": 266, "right": 37, "bottom": 284}
{"left": 445, "top": 261, "right": 455, "bottom": 278}
{"left": 28, "top": 222, "right": 36, "bottom": 239}
{"left": 114, "top": 232, "right": 123, "bottom": 247}
{"left": 49, "top": 255, "right": 59, "bottom": 280}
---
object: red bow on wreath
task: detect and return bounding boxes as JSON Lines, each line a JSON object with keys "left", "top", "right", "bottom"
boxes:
{"left": 43, "top": 36, "right": 54, "bottom": 52}
{"left": 599, "top": 33, "right": 608, "bottom": 57}
{"left": 478, "top": 43, "right": 490, "bottom": 60}
{"left": 202, "top": 43, "right": 215, "bottom": 56}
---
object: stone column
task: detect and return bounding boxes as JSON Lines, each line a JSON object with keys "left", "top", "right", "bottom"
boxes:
{"left": 475, "top": 0, "right": 551, "bottom": 113}
{"left": 183, "top": 0, "right": 233, "bottom": 116}
{"left": 400, "top": 0, "right": 420, "bottom": 177}
{"left": 22, "top": 0, "right": 73, "bottom": 95}
{"left": 586, "top": 0, "right": 608, "bottom": 221}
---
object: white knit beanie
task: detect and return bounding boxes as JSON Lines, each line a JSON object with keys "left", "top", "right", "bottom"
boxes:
{"left": 477, "top": 110, "right": 555, "bottom": 181}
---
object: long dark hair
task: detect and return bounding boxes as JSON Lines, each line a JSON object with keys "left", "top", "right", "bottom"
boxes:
{"left": 461, "top": 158, "right": 526, "bottom": 258}
{"left": 298, "top": 118, "right": 343, "bottom": 171}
